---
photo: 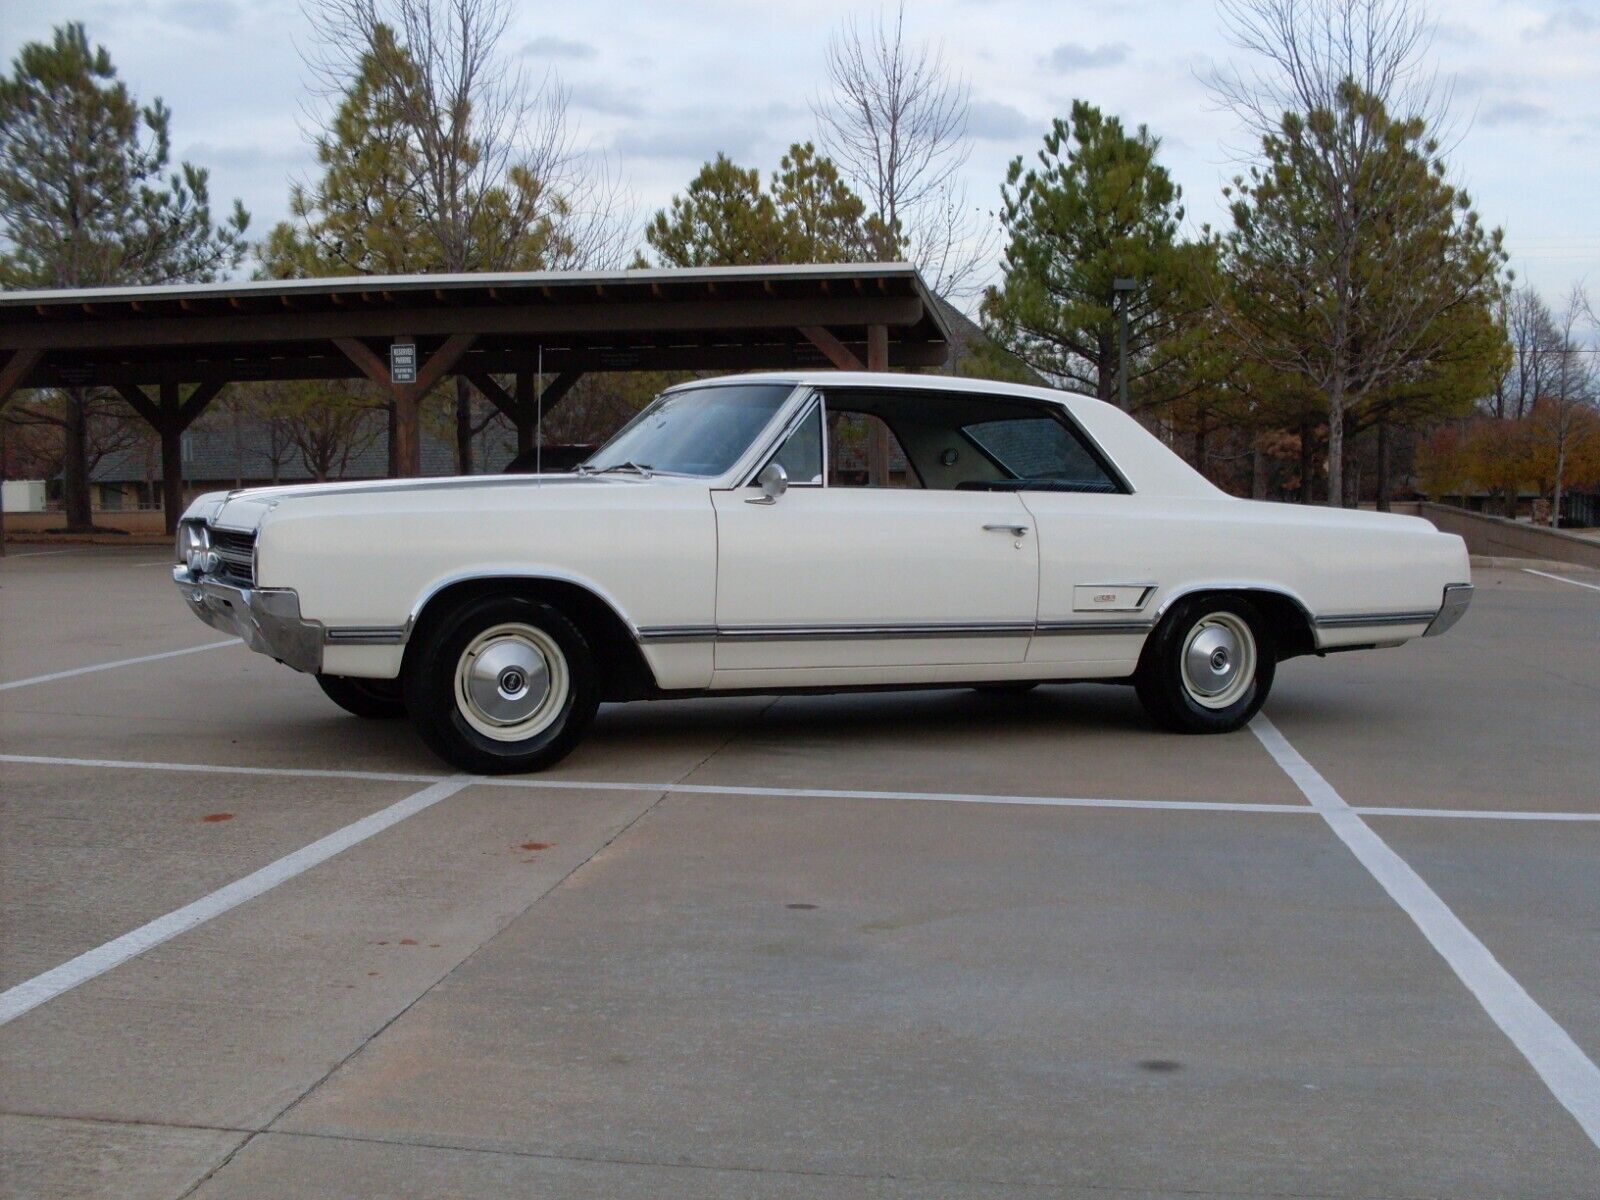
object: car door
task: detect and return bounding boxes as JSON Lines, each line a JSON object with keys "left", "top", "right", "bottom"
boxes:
{"left": 710, "top": 393, "right": 1039, "bottom": 680}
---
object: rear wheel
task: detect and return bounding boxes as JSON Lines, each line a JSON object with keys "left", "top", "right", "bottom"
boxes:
{"left": 315, "top": 673, "right": 407, "bottom": 719}
{"left": 404, "top": 594, "right": 598, "bottom": 774}
{"left": 1135, "top": 596, "right": 1274, "bottom": 733}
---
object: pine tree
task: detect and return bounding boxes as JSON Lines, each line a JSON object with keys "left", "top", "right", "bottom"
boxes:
{"left": 0, "top": 23, "right": 248, "bottom": 528}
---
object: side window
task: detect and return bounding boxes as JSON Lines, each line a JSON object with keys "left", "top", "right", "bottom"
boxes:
{"left": 827, "top": 411, "right": 920, "bottom": 488}
{"left": 767, "top": 401, "right": 823, "bottom": 485}
{"left": 962, "top": 416, "right": 1120, "bottom": 493}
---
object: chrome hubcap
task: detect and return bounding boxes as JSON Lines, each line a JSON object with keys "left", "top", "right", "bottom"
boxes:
{"left": 1180, "top": 613, "right": 1255, "bottom": 710}
{"left": 454, "top": 623, "right": 568, "bottom": 741}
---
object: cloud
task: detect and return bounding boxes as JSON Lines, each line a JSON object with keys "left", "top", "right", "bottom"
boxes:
{"left": 568, "top": 80, "right": 647, "bottom": 118}
{"left": 1478, "top": 99, "right": 1550, "bottom": 128}
{"left": 162, "top": 0, "right": 240, "bottom": 33}
{"left": 613, "top": 123, "right": 763, "bottom": 162}
{"left": 965, "top": 99, "right": 1031, "bottom": 141}
{"left": 1523, "top": 6, "right": 1596, "bottom": 40}
{"left": 520, "top": 35, "right": 597, "bottom": 60}
{"left": 1043, "top": 41, "right": 1130, "bottom": 70}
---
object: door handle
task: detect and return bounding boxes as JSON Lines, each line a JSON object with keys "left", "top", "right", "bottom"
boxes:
{"left": 983, "top": 523, "right": 1029, "bottom": 536}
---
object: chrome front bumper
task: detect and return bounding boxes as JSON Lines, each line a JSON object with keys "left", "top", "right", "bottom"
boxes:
{"left": 1423, "top": 583, "right": 1474, "bottom": 638}
{"left": 172, "top": 566, "right": 324, "bottom": 673}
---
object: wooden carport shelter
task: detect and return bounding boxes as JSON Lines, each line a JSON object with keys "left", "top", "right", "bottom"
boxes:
{"left": 0, "top": 263, "right": 951, "bottom": 532}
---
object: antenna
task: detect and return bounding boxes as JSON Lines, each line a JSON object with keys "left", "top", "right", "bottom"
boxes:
{"left": 535, "top": 345, "right": 543, "bottom": 476}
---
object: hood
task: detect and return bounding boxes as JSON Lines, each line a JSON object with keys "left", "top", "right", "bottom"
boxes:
{"left": 182, "top": 472, "right": 679, "bottom": 532}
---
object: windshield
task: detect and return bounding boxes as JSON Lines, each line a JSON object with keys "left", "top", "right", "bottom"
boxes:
{"left": 581, "top": 383, "right": 796, "bottom": 477}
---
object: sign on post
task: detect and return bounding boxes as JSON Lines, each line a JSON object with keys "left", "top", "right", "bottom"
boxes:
{"left": 389, "top": 341, "right": 417, "bottom": 385}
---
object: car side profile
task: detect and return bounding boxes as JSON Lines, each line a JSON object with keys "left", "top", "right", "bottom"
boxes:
{"left": 173, "top": 371, "right": 1472, "bottom": 773}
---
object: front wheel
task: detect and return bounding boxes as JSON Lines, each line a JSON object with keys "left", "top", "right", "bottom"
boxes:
{"left": 316, "top": 673, "right": 407, "bottom": 719}
{"left": 404, "top": 595, "right": 599, "bottom": 774}
{"left": 1134, "top": 596, "right": 1274, "bottom": 734}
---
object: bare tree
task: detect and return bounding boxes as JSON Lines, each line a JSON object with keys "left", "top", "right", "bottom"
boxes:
{"left": 301, "top": 0, "right": 627, "bottom": 472}
{"left": 1537, "top": 288, "right": 1598, "bottom": 529}
{"left": 813, "top": 3, "right": 993, "bottom": 298}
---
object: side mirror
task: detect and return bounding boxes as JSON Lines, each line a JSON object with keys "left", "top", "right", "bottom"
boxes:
{"left": 750, "top": 462, "right": 788, "bottom": 505}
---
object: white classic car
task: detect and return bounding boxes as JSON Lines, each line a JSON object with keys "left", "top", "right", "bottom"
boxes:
{"left": 174, "top": 371, "right": 1472, "bottom": 773}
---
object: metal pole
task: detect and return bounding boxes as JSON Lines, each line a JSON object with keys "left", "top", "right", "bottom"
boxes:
{"left": 1113, "top": 278, "right": 1136, "bottom": 412}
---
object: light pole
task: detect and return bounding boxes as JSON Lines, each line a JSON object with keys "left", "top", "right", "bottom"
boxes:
{"left": 1113, "top": 278, "right": 1136, "bottom": 411}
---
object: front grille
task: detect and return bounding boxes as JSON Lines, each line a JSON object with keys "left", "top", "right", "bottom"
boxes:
{"left": 209, "top": 527, "right": 256, "bottom": 586}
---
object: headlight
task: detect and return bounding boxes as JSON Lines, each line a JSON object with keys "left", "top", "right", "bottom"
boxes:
{"left": 178, "top": 522, "right": 210, "bottom": 572}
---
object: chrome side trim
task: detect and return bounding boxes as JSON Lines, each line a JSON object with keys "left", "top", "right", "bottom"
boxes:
{"left": 717, "top": 621, "right": 1034, "bottom": 642}
{"left": 1312, "top": 610, "right": 1437, "bottom": 629}
{"left": 1035, "top": 619, "right": 1155, "bottom": 635}
{"left": 325, "top": 626, "right": 409, "bottom": 645}
{"left": 1423, "top": 583, "right": 1473, "bottom": 637}
{"left": 636, "top": 625, "right": 719, "bottom": 644}
{"left": 636, "top": 619, "right": 1153, "bottom": 644}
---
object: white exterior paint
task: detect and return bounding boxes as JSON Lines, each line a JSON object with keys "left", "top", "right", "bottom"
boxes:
{"left": 178, "top": 371, "right": 1471, "bottom": 692}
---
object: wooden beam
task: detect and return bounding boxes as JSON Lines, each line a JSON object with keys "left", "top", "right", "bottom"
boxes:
{"left": 465, "top": 372, "right": 518, "bottom": 422}
{"left": 538, "top": 370, "right": 582, "bottom": 413}
{"left": 25, "top": 339, "right": 952, "bottom": 391}
{"left": 113, "top": 383, "right": 162, "bottom": 428}
{"left": 332, "top": 336, "right": 392, "bottom": 387}
{"left": 798, "top": 326, "right": 864, "bottom": 371}
{"left": 178, "top": 379, "right": 225, "bottom": 429}
{"left": 2, "top": 297, "right": 926, "bottom": 352}
{"left": 411, "top": 333, "right": 477, "bottom": 395}
{"left": 0, "top": 348, "right": 42, "bottom": 409}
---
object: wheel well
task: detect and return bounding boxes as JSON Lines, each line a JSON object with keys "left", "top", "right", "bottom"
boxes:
{"left": 404, "top": 577, "right": 660, "bottom": 701}
{"left": 1166, "top": 588, "right": 1316, "bottom": 662}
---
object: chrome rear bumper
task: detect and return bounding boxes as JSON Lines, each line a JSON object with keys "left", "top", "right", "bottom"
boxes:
{"left": 172, "top": 566, "right": 323, "bottom": 673}
{"left": 1423, "top": 583, "right": 1474, "bottom": 638}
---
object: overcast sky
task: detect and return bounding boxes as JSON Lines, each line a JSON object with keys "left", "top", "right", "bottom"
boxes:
{"left": 4, "top": 0, "right": 1597, "bottom": 308}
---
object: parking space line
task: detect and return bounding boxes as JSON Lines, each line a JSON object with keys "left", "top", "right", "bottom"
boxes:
{"left": 0, "top": 639, "right": 239, "bottom": 691}
{"left": 4, "top": 751, "right": 1598, "bottom": 822}
{"left": 1252, "top": 714, "right": 1600, "bottom": 1150}
{"left": 0, "top": 776, "right": 472, "bottom": 1027}
{"left": 1522, "top": 567, "right": 1600, "bottom": 593}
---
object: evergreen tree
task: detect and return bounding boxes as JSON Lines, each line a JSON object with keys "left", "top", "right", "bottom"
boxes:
{"left": 980, "top": 102, "right": 1217, "bottom": 414}
{"left": 0, "top": 23, "right": 248, "bottom": 528}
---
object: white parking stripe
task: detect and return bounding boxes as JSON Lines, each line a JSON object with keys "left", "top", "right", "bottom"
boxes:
{"left": 3, "top": 752, "right": 1598, "bottom": 822}
{"left": 1522, "top": 567, "right": 1600, "bottom": 593}
{"left": 0, "top": 639, "right": 238, "bottom": 691}
{"left": 0, "top": 549, "right": 82, "bottom": 558}
{"left": 0, "top": 776, "right": 472, "bottom": 1027}
{"left": 1252, "top": 715, "right": 1600, "bottom": 1150}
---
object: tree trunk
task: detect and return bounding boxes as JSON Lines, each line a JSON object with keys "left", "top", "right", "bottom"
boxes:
{"left": 160, "top": 419, "right": 183, "bottom": 536}
{"left": 1250, "top": 442, "right": 1266, "bottom": 500}
{"left": 454, "top": 376, "right": 473, "bottom": 475}
{"left": 1298, "top": 418, "right": 1315, "bottom": 504}
{"left": 1193, "top": 417, "right": 1209, "bottom": 482}
{"left": 1552, "top": 444, "right": 1565, "bottom": 529}
{"left": 1375, "top": 421, "right": 1391, "bottom": 512}
{"left": 1325, "top": 375, "right": 1345, "bottom": 509}
{"left": 62, "top": 388, "right": 93, "bottom": 530}
{"left": 386, "top": 400, "right": 398, "bottom": 477}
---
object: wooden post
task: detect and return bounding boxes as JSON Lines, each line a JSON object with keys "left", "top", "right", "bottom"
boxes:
{"left": 866, "top": 324, "right": 888, "bottom": 372}
{"left": 334, "top": 335, "right": 476, "bottom": 478}
{"left": 116, "top": 380, "right": 224, "bottom": 535}
{"left": 865, "top": 324, "right": 890, "bottom": 485}
{"left": 514, "top": 369, "right": 535, "bottom": 457}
